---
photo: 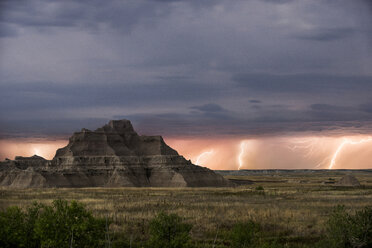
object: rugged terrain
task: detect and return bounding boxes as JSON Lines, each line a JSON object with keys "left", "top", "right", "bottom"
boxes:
{"left": 0, "top": 120, "right": 231, "bottom": 188}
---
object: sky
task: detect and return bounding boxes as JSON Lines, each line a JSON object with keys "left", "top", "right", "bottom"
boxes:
{"left": 1, "top": 0, "right": 372, "bottom": 169}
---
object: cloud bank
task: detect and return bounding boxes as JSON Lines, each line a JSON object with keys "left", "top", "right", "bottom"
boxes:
{"left": 0, "top": 0, "right": 372, "bottom": 139}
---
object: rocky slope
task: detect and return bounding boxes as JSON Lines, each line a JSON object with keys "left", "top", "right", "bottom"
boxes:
{"left": 0, "top": 120, "right": 232, "bottom": 188}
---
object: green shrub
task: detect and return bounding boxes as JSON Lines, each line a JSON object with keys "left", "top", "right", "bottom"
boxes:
{"left": 348, "top": 207, "right": 372, "bottom": 248}
{"left": 255, "top": 186, "right": 264, "bottom": 191}
{"left": 325, "top": 205, "right": 351, "bottom": 247}
{"left": 260, "top": 240, "right": 286, "bottom": 248}
{"left": 148, "top": 211, "right": 192, "bottom": 248}
{"left": 0, "top": 200, "right": 106, "bottom": 248}
{"left": 0, "top": 206, "right": 26, "bottom": 248}
{"left": 24, "top": 203, "right": 43, "bottom": 248}
{"left": 230, "top": 220, "right": 260, "bottom": 248}
{"left": 0, "top": 203, "right": 43, "bottom": 248}
{"left": 321, "top": 205, "right": 372, "bottom": 248}
{"left": 34, "top": 199, "right": 106, "bottom": 248}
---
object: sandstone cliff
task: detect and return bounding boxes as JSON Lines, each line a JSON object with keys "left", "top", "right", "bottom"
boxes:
{"left": 0, "top": 120, "right": 232, "bottom": 188}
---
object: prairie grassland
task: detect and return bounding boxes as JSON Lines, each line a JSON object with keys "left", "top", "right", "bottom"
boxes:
{"left": 0, "top": 171, "right": 371, "bottom": 246}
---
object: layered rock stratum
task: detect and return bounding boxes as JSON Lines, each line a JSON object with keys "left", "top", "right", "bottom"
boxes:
{"left": 0, "top": 120, "right": 231, "bottom": 188}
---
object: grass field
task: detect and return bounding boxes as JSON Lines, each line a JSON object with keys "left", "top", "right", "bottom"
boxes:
{"left": 1, "top": 170, "right": 371, "bottom": 247}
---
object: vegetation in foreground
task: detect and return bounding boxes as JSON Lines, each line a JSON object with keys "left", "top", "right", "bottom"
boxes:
{"left": 0, "top": 200, "right": 106, "bottom": 248}
{"left": 0, "top": 200, "right": 371, "bottom": 248}
{"left": 0, "top": 171, "right": 371, "bottom": 247}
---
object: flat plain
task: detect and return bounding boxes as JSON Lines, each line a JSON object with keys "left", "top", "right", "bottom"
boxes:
{"left": 1, "top": 170, "right": 371, "bottom": 247}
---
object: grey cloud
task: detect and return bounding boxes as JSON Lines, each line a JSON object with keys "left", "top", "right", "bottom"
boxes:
{"left": 359, "top": 103, "right": 372, "bottom": 114}
{"left": 0, "top": 0, "right": 221, "bottom": 35}
{"left": 155, "top": 75, "right": 192, "bottom": 81}
{"left": 2, "top": 73, "right": 372, "bottom": 137}
{"left": 310, "top": 104, "right": 348, "bottom": 112}
{"left": 0, "top": 80, "right": 226, "bottom": 114}
{"left": 112, "top": 103, "right": 372, "bottom": 138}
{"left": 233, "top": 73, "right": 372, "bottom": 93}
{"left": 0, "top": 0, "right": 173, "bottom": 34}
{"left": 0, "top": 118, "right": 108, "bottom": 139}
{"left": 0, "top": 23, "right": 17, "bottom": 38}
{"left": 308, "top": 104, "right": 371, "bottom": 122}
{"left": 293, "top": 27, "right": 355, "bottom": 41}
{"left": 190, "top": 103, "right": 225, "bottom": 113}
{"left": 261, "top": 0, "right": 294, "bottom": 4}
{"left": 1, "top": 0, "right": 372, "bottom": 139}
{"left": 114, "top": 110, "right": 243, "bottom": 137}
{"left": 3, "top": 100, "right": 372, "bottom": 138}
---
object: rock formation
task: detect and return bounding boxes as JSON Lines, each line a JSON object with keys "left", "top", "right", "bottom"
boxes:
{"left": 335, "top": 175, "right": 361, "bottom": 187}
{"left": 0, "top": 120, "right": 232, "bottom": 188}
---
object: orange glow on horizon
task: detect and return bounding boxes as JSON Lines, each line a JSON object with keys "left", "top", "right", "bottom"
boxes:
{"left": 1, "top": 135, "right": 372, "bottom": 170}
{"left": 195, "top": 149, "right": 214, "bottom": 166}
{"left": 328, "top": 137, "right": 372, "bottom": 169}
{"left": 166, "top": 135, "right": 372, "bottom": 170}
{"left": 0, "top": 139, "right": 68, "bottom": 160}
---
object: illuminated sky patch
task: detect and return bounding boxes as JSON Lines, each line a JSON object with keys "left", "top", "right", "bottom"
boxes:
{"left": 2, "top": 135, "right": 372, "bottom": 170}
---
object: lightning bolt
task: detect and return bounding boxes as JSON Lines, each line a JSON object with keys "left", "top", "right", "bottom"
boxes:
{"left": 238, "top": 140, "right": 249, "bottom": 170}
{"left": 195, "top": 150, "right": 214, "bottom": 166}
{"left": 33, "top": 147, "right": 40, "bottom": 156}
{"left": 328, "top": 137, "right": 372, "bottom": 169}
{"left": 288, "top": 138, "right": 331, "bottom": 169}
{"left": 314, "top": 156, "right": 331, "bottom": 169}
{"left": 288, "top": 138, "right": 319, "bottom": 158}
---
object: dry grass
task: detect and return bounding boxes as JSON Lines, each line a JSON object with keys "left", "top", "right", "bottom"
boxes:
{"left": 0, "top": 171, "right": 371, "bottom": 246}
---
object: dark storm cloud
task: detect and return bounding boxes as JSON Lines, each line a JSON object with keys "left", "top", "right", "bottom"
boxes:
{"left": 1, "top": 0, "right": 372, "bottom": 139}
{"left": 359, "top": 103, "right": 372, "bottom": 114}
{"left": 308, "top": 104, "right": 372, "bottom": 122}
{"left": 2, "top": 94, "right": 372, "bottom": 138}
{"left": 0, "top": 0, "right": 221, "bottom": 35}
{"left": 0, "top": 80, "right": 224, "bottom": 113}
{"left": 0, "top": 23, "right": 17, "bottom": 38}
{"left": 114, "top": 106, "right": 241, "bottom": 137}
{"left": 0, "top": 118, "right": 108, "bottom": 139}
{"left": 310, "top": 104, "right": 348, "bottom": 112}
{"left": 261, "top": 0, "right": 294, "bottom": 4}
{"left": 113, "top": 103, "right": 372, "bottom": 138}
{"left": 2, "top": 72, "right": 372, "bottom": 137}
{"left": 190, "top": 103, "right": 225, "bottom": 113}
{"left": 123, "top": 100, "right": 372, "bottom": 137}
{"left": 0, "top": 0, "right": 174, "bottom": 36}
{"left": 293, "top": 27, "right": 355, "bottom": 41}
{"left": 4, "top": 73, "right": 371, "bottom": 116}
{"left": 233, "top": 74, "right": 372, "bottom": 93}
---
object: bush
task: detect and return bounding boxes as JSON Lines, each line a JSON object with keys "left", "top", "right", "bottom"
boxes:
{"left": 35, "top": 199, "right": 106, "bottom": 248}
{"left": 325, "top": 205, "right": 351, "bottom": 247}
{"left": 0, "top": 200, "right": 106, "bottom": 248}
{"left": 260, "top": 240, "right": 286, "bottom": 248}
{"left": 230, "top": 220, "right": 260, "bottom": 248}
{"left": 24, "top": 203, "right": 44, "bottom": 248}
{"left": 255, "top": 186, "right": 264, "bottom": 191}
{"left": 321, "top": 205, "right": 372, "bottom": 248}
{"left": 148, "top": 211, "right": 192, "bottom": 248}
{"left": 348, "top": 207, "right": 372, "bottom": 247}
{"left": 0, "top": 206, "right": 27, "bottom": 248}
{"left": 0, "top": 203, "right": 43, "bottom": 248}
